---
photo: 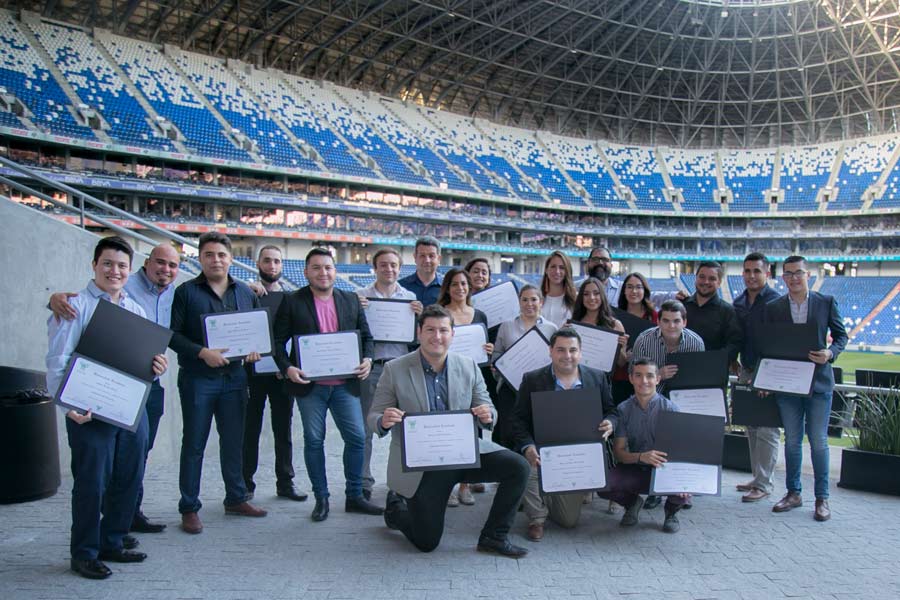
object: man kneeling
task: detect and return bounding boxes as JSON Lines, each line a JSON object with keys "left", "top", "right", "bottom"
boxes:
{"left": 598, "top": 359, "right": 689, "bottom": 533}
{"left": 368, "top": 305, "right": 530, "bottom": 557}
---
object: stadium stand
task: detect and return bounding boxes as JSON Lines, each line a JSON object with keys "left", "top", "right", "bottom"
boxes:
{"left": 604, "top": 144, "right": 672, "bottom": 211}
{"left": 779, "top": 144, "right": 838, "bottom": 212}
{"left": 831, "top": 137, "right": 896, "bottom": 211}
{"left": 540, "top": 133, "right": 630, "bottom": 210}
{"left": 854, "top": 294, "right": 900, "bottom": 346}
{"left": 819, "top": 277, "right": 898, "bottom": 333}
{"left": 721, "top": 149, "right": 774, "bottom": 212}
{"left": 876, "top": 151, "right": 900, "bottom": 209}
{"left": 662, "top": 148, "right": 720, "bottom": 212}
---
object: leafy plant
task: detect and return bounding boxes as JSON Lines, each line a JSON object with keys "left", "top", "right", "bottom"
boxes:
{"left": 844, "top": 389, "right": 900, "bottom": 456}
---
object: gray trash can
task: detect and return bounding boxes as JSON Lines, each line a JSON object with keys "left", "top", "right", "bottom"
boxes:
{"left": 0, "top": 366, "right": 61, "bottom": 503}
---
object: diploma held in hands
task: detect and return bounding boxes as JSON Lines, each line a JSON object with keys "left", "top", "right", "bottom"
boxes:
{"left": 295, "top": 330, "right": 361, "bottom": 381}
{"left": 56, "top": 354, "right": 150, "bottom": 431}
{"left": 753, "top": 358, "right": 816, "bottom": 396}
{"left": 494, "top": 327, "right": 551, "bottom": 391}
{"left": 365, "top": 298, "right": 416, "bottom": 343}
{"left": 669, "top": 388, "right": 727, "bottom": 420}
{"left": 400, "top": 411, "right": 480, "bottom": 472}
{"left": 203, "top": 309, "right": 272, "bottom": 359}
{"left": 449, "top": 323, "right": 489, "bottom": 366}
{"left": 539, "top": 443, "right": 607, "bottom": 494}
{"left": 651, "top": 463, "right": 720, "bottom": 496}
{"left": 472, "top": 282, "right": 519, "bottom": 329}
{"left": 650, "top": 411, "right": 723, "bottom": 496}
{"left": 568, "top": 322, "right": 619, "bottom": 372}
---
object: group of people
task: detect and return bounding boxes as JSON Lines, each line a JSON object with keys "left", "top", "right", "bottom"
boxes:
{"left": 45, "top": 234, "right": 846, "bottom": 579}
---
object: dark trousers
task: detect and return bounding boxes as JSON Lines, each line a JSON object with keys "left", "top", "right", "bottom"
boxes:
{"left": 386, "top": 449, "right": 529, "bottom": 553}
{"left": 597, "top": 464, "right": 687, "bottom": 513}
{"left": 242, "top": 375, "right": 295, "bottom": 492}
{"left": 134, "top": 380, "right": 164, "bottom": 514}
{"left": 491, "top": 383, "right": 518, "bottom": 450}
{"left": 177, "top": 370, "right": 249, "bottom": 514}
{"left": 67, "top": 410, "right": 148, "bottom": 560}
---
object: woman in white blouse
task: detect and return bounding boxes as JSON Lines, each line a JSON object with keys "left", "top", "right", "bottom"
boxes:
{"left": 539, "top": 250, "right": 576, "bottom": 327}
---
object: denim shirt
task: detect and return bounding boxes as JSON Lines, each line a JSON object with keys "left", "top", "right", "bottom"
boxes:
{"left": 125, "top": 267, "right": 175, "bottom": 328}
{"left": 170, "top": 273, "right": 260, "bottom": 376}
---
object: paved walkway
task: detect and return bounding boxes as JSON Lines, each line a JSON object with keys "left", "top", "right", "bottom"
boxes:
{"left": 2, "top": 420, "right": 898, "bottom": 600}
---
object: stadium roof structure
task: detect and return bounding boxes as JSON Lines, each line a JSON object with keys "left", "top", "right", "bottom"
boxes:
{"left": 24, "top": 0, "right": 900, "bottom": 148}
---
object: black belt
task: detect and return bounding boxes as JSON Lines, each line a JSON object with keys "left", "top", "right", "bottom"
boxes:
{"left": 373, "top": 358, "right": 394, "bottom": 365}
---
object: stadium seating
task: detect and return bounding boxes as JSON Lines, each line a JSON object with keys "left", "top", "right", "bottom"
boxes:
{"left": 831, "top": 137, "right": 896, "bottom": 211}
{"left": 779, "top": 144, "right": 838, "bottom": 212}
{"left": 875, "top": 151, "right": 900, "bottom": 209}
{"left": 31, "top": 21, "right": 171, "bottom": 150}
{"left": 721, "top": 149, "right": 774, "bottom": 212}
{"left": 854, "top": 293, "right": 900, "bottom": 346}
{"left": 819, "top": 277, "right": 898, "bottom": 333}
{"left": 604, "top": 144, "right": 673, "bottom": 211}
{"left": 541, "top": 133, "right": 630, "bottom": 210}
{"left": 662, "top": 149, "right": 720, "bottom": 212}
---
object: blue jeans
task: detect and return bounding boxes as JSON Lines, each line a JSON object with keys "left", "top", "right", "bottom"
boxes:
{"left": 134, "top": 380, "right": 164, "bottom": 513}
{"left": 178, "top": 370, "right": 249, "bottom": 513}
{"left": 776, "top": 391, "right": 832, "bottom": 499}
{"left": 296, "top": 384, "right": 365, "bottom": 500}
{"left": 67, "top": 410, "right": 148, "bottom": 560}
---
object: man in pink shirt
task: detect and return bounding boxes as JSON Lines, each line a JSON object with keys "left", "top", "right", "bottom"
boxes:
{"left": 272, "top": 248, "right": 381, "bottom": 522}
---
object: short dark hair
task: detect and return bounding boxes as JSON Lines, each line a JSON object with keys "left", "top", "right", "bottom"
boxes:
{"left": 414, "top": 236, "right": 440, "bottom": 254}
{"left": 417, "top": 303, "right": 454, "bottom": 328}
{"left": 257, "top": 245, "right": 281, "bottom": 259}
{"left": 590, "top": 246, "right": 612, "bottom": 258}
{"left": 784, "top": 255, "right": 807, "bottom": 269}
{"left": 198, "top": 232, "right": 232, "bottom": 253}
{"left": 629, "top": 357, "right": 659, "bottom": 374}
{"left": 93, "top": 236, "right": 134, "bottom": 265}
{"left": 518, "top": 283, "right": 542, "bottom": 300}
{"left": 372, "top": 247, "right": 401, "bottom": 267}
{"left": 744, "top": 252, "right": 769, "bottom": 268}
{"left": 697, "top": 260, "right": 724, "bottom": 280}
{"left": 305, "top": 247, "right": 334, "bottom": 263}
{"left": 659, "top": 299, "right": 687, "bottom": 320}
{"left": 549, "top": 327, "right": 581, "bottom": 348}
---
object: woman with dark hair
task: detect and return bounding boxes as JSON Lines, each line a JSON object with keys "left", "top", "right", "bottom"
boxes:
{"left": 570, "top": 277, "right": 628, "bottom": 371}
{"left": 438, "top": 268, "right": 493, "bottom": 507}
{"left": 613, "top": 272, "right": 659, "bottom": 404}
{"left": 540, "top": 251, "right": 577, "bottom": 328}
{"left": 465, "top": 258, "right": 491, "bottom": 293}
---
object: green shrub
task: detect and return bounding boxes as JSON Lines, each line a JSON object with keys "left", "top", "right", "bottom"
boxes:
{"left": 846, "top": 390, "right": 900, "bottom": 456}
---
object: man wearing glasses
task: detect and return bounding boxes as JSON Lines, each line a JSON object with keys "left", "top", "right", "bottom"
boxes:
{"left": 585, "top": 246, "right": 621, "bottom": 305}
{"left": 762, "top": 256, "right": 847, "bottom": 522}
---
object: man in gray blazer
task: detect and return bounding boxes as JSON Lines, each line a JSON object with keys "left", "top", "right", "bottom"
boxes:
{"left": 369, "top": 305, "right": 530, "bottom": 557}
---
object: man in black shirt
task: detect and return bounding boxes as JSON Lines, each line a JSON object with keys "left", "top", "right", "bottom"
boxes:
{"left": 683, "top": 261, "right": 743, "bottom": 365}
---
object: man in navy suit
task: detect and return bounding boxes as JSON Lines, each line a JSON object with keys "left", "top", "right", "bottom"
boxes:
{"left": 762, "top": 256, "right": 847, "bottom": 522}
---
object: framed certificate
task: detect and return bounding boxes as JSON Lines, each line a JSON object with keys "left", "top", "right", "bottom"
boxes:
{"left": 668, "top": 388, "right": 727, "bottom": 420}
{"left": 449, "top": 323, "right": 490, "bottom": 366}
{"left": 202, "top": 309, "right": 272, "bottom": 359}
{"left": 752, "top": 358, "right": 815, "bottom": 397}
{"left": 294, "top": 330, "right": 362, "bottom": 381}
{"left": 55, "top": 353, "right": 151, "bottom": 432}
{"left": 493, "top": 326, "right": 552, "bottom": 391}
{"left": 365, "top": 298, "right": 416, "bottom": 343}
{"left": 252, "top": 340, "right": 292, "bottom": 376}
{"left": 568, "top": 322, "right": 620, "bottom": 373}
{"left": 399, "top": 410, "right": 480, "bottom": 472}
{"left": 472, "top": 281, "right": 519, "bottom": 329}
{"left": 651, "top": 411, "right": 724, "bottom": 496}
{"left": 538, "top": 442, "right": 609, "bottom": 494}
{"left": 650, "top": 462, "right": 721, "bottom": 496}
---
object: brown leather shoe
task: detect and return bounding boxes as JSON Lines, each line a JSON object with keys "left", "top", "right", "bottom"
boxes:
{"left": 225, "top": 501, "right": 268, "bottom": 517}
{"left": 742, "top": 488, "right": 770, "bottom": 503}
{"left": 814, "top": 498, "right": 831, "bottom": 522}
{"left": 526, "top": 522, "right": 544, "bottom": 542}
{"left": 772, "top": 492, "right": 802, "bottom": 513}
{"left": 181, "top": 512, "right": 203, "bottom": 534}
{"left": 736, "top": 480, "right": 755, "bottom": 492}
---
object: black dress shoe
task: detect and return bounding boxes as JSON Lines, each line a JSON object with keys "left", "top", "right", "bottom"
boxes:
{"left": 476, "top": 536, "right": 528, "bottom": 558}
{"left": 311, "top": 498, "right": 330, "bottom": 522}
{"left": 277, "top": 485, "right": 309, "bottom": 502}
{"left": 122, "top": 535, "right": 139, "bottom": 550}
{"left": 362, "top": 488, "right": 372, "bottom": 501}
{"left": 345, "top": 495, "right": 384, "bottom": 515}
{"left": 71, "top": 558, "right": 112, "bottom": 579}
{"left": 97, "top": 549, "right": 147, "bottom": 563}
{"left": 131, "top": 511, "right": 166, "bottom": 533}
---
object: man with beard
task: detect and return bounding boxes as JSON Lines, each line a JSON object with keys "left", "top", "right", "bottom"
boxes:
{"left": 584, "top": 246, "right": 621, "bottom": 306}
{"left": 683, "top": 261, "right": 742, "bottom": 365}
{"left": 242, "top": 245, "right": 308, "bottom": 502}
{"left": 50, "top": 243, "right": 181, "bottom": 536}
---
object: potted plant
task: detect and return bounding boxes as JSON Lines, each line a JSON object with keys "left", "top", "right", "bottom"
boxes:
{"left": 837, "top": 388, "right": 900, "bottom": 496}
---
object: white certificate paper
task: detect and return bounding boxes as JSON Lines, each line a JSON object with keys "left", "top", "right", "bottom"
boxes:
{"left": 539, "top": 443, "right": 607, "bottom": 494}
{"left": 669, "top": 388, "right": 727, "bottom": 420}
{"left": 753, "top": 358, "right": 816, "bottom": 396}
{"left": 365, "top": 298, "right": 416, "bottom": 343}
{"left": 56, "top": 355, "right": 150, "bottom": 431}
{"left": 203, "top": 309, "right": 272, "bottom": 359}
{"left": 651, "top": 462, "right": 721, "bottom": 496}
{"left": 400, "top": 411, "right": 479, "bottom": 471}
{"left": 472, "top": 282, "right": 520, "bottom": 329}
{"left": 494, "top": 327, "right": 552, "bottom": 391}
{"left": 253, "top": 341, "right": 292, "bottom": 375}
{"left": 449, "top": 323, "right": 489, "bottom": 366}
{"left": 569, "top": 322, "right": 619, "bottom": 373}
{"left": 295, "top": 331, "right": 361, "bottom": 380}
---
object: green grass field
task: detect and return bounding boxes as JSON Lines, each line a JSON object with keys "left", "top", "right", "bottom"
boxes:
{"left": 834, "top": 350, "right": 900, "bottom": 377}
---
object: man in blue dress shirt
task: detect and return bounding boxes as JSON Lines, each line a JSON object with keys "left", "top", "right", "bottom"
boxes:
{"left": 398, "top": 236, "right": 443, "bottom": 306}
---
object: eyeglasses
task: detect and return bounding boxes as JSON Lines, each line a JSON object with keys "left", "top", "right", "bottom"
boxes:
{"left": 783, "top": 270, "right": 808, "bottom": 279}
{"left": 625, "top": 285, "right": 644, "bottom": 291}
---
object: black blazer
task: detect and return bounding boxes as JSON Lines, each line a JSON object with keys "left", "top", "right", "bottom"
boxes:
{"left": 761, "top": 291, "right": 848, "bottom": 394}
{"left": 510, "top": 364, "right": 616, "bottom": 453}
{"left": 273, "top": 287, "right": 374, "bottom": 397}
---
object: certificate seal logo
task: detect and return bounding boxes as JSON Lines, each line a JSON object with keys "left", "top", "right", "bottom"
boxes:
{"left": 407, "top": 419, "right": 417, "bottom": 431}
